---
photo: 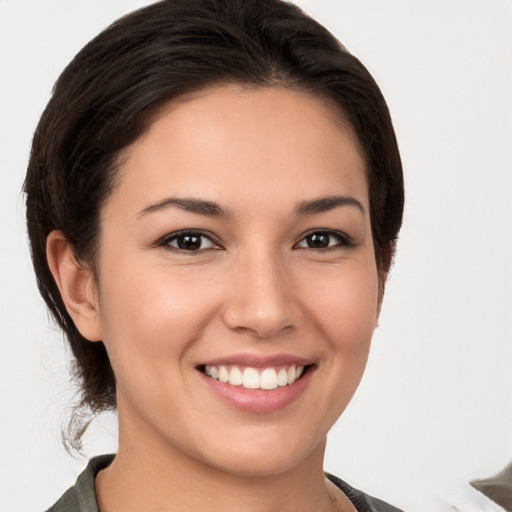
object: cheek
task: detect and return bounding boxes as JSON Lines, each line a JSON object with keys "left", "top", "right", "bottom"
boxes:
{"left": 294, "top": 261, "right": 379, "bottom": 434}
{"left": 95, "top": 263, "right": 218, "bottom": 419}
{"left": 300, "top": 261, "right": 379, "bottom": 351}
{"left": 96, "top": 256, "right": 220, "bottom": 369}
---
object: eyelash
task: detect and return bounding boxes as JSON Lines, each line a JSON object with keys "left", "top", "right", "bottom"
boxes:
{"left": 158, "top": 230, "right": 222, "bottom": 252}
{"left": 295, "top": 230, "right": 355, "bottom": 251}
{"left": 157, "top": 229, "right": 355, "bottom": 253}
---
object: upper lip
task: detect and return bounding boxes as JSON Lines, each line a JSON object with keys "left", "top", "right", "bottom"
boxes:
{"left": 198, "top": 353, "right": 314, "bottom": 368}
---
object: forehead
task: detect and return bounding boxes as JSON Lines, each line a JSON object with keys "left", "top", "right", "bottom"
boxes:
{"left": 109, "top": 85, "right": 368, "bottom": 216}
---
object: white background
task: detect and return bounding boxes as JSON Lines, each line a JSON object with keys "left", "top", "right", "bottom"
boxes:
{"left": 1, "top": 1, "right": 510, "bottom": 511}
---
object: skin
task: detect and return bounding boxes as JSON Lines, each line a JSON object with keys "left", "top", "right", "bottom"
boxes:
{"left": 47, "top": 85, "right": 384, "bottom": 512}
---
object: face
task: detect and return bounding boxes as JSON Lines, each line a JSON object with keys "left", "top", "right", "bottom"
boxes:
{"left": 93, "top": 85, "right": 380, "bottom": 476}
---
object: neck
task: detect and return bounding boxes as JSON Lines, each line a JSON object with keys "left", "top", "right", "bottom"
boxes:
{"left": 95, "top": 405, "right": 349, "bottom": 512}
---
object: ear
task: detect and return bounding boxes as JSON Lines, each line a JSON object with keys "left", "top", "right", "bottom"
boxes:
{"left": 46, "top": 230, "right": 103, "bottom": 342}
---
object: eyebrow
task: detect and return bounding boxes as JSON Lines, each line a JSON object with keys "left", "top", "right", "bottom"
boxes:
{"left": 138, "top": 197, "right": 229, "bottom": 218}
{"left": 137, "top": 194, "right": 365, "bottom": 219}
{"left": 295, "top": 195, "right": 365, "bottom": 216}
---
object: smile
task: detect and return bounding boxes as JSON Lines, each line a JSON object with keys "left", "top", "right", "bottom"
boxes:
{"left": 198, "top": 355, "right": 315, "bottom": 412}
{"left": 203, "top": 364, "right": 305, "bottom": 390}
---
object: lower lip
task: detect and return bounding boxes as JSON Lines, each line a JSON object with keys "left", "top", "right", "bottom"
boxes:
{"left": 199, "top": 367, "right": 314, "bottom": 413}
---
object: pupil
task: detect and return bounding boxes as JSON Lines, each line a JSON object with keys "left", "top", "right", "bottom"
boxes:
{"left": 308, "top": 233, "right": 329, "bottom": 248}
{"left": 178, "top": 234, "right": 201, "bottom": 250}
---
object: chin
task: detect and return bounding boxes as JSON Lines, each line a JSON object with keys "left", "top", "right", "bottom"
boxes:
{"left": 198, "top": 431, "right": 325, "bottom": 478}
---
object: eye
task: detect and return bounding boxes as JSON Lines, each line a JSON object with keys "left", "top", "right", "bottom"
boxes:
{"left": 295, "top": 230, "right": 353, "bottom": 250}
{"left": 159, "top": 231, "right": 220, "bottom": 252}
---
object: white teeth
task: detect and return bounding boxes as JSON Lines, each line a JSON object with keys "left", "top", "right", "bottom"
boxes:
{"left": 260, "top": 368, "right": 278, "bottom": 390}
{"left": 277, "top": 368, "right": 288, "bottom": 387}
{"left": 242, "top": 367, "right": 260, "bottom": 389}
{"left": 203, "top": 363, "right": 308, "bottom": 390}
{"left": 218, "top": 365, "right": 229, "bottom": 383}
{"left": 228, "top": 366, "right": 243, "bottom": 386}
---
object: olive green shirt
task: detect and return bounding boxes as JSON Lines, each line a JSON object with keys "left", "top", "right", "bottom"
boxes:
{"left": 45, "top": 454, "right": 403, "bottom": 512}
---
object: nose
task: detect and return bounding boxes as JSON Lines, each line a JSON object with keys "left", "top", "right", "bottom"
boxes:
{"left": 222, "top": 249, "right": 301, "bottom": 339}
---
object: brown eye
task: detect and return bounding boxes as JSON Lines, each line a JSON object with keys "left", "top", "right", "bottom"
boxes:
{"left": 162, "top": 231, "right": 218, "bottom": 251}
{"left": 296, "top": 231, "right": 352, "bottom": 250}
{"left": 305, "top": 233, "right": 330, "bottom": 249}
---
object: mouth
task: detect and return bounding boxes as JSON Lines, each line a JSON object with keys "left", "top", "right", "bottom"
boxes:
{"left": 196, "top": 356, "right": 315, "bottom": 413}
{"left": 197, "top": 363, "right": 312, "bottom": 390}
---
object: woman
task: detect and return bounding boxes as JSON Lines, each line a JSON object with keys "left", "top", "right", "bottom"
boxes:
{"left": 24, "top": 0, "right": 404, "bottom": 510}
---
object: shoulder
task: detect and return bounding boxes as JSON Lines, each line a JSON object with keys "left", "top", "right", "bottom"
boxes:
{"left": 44, "top": 454, "right": 115, "bottom": 512}
{"left": 326, "top": 473, "right": 404, "bottom": 512}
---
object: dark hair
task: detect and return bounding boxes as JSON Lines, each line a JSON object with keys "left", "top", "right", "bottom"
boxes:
{"left": 24, "top": 0, "right": 404, "bottom": 447}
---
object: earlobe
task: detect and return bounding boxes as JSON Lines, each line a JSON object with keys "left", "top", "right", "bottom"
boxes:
{"left": 46, "top": 230, "right": 103, "bottom": 342}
